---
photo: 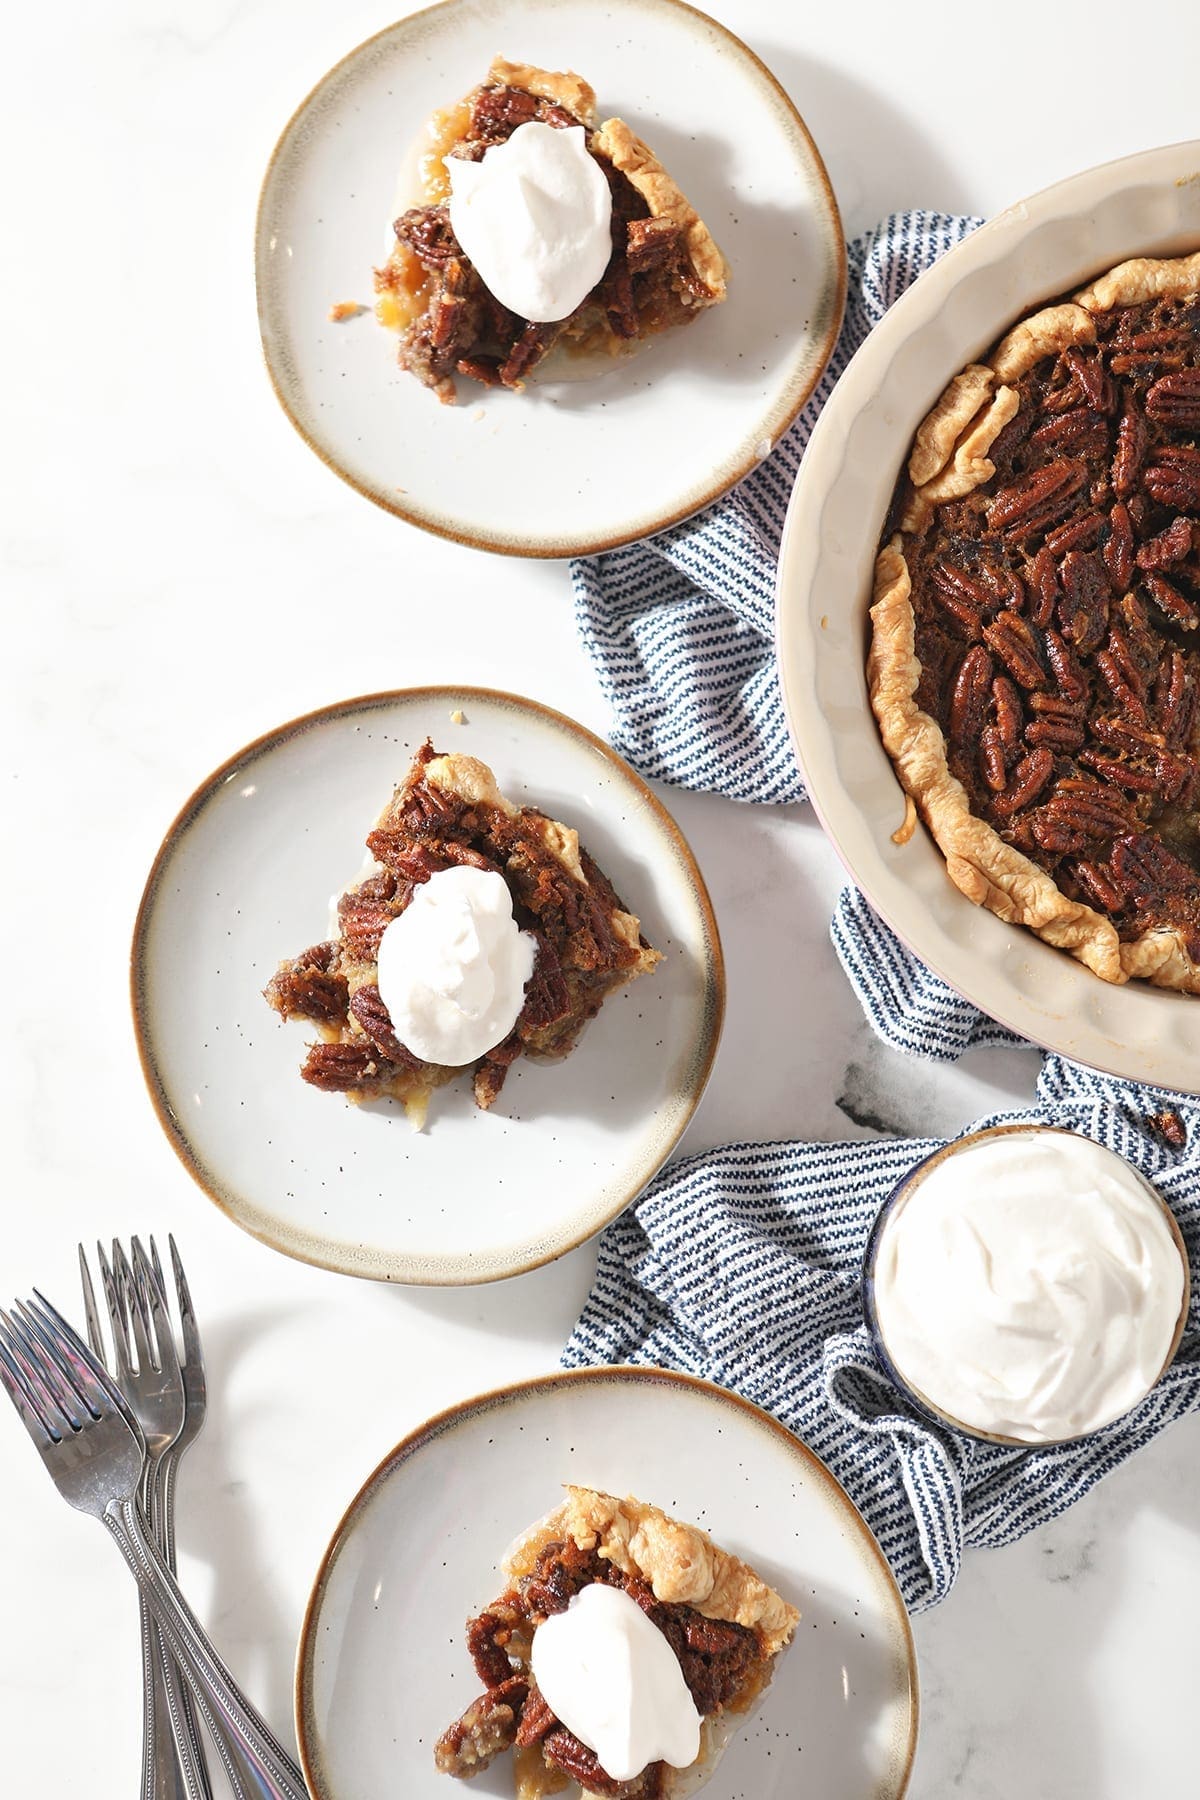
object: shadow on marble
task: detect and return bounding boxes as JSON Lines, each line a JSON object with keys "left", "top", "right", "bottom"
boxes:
{"left": 909, "top": 1413, "right": 1200, "bottom": 1798}
{"left": 754, "top": 44, "right": 976, "bottom": 232}
{"left": 173, "top": 1308, "right": 303, "bottom": 1745}
{"left": 389, "top": 1234, "right": 600, "bottom": 1347}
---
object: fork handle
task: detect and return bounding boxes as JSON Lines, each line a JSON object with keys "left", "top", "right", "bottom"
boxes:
{"left": 103, "top": 1497, "right": 308, "bottom": 1800}
{"left": 152, "top": 1453, "right": 213, "bottom": 1800}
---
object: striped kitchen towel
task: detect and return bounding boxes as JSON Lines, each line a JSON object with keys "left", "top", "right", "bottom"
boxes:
{"left": 562, "top": 1055, "right": 1200, "bottom": 1612}
{"left": 571, "top": 209, "right": 980, "bottom": 804}
{"left": 573, "top": 208, "right": 1013, "bottom": 1054}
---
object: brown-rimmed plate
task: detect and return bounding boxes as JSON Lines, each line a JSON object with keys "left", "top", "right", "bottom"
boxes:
{"left": 295, "top": 1366, "right": 918, "bottom": 1798}
{"left": 255, "top": 0, "right": 845, "bottom": 557}
{"left": 131, "top": 687, "right": 723, "bottom": 1283}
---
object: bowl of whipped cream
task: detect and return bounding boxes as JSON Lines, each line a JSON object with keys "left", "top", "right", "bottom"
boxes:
{"left": 862, "top": 1124, "right": 1190, "bottom": 1447}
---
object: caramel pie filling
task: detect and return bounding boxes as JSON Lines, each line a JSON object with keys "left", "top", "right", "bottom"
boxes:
{"left": 894, "top": 288, "right": 1200, "bottom": 960}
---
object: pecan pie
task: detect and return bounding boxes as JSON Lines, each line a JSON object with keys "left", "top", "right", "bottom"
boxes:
{"left": 435, "top": 1487, "right": 798, "bottom": 1799}
{"left": 870, "top": 250, "right": 1200, "bottom": 990}
{"left": 263, "top": 744, "right": 660, "bottom": 1123}
{"left": 375, "top": 57, "right": 727, "bottom": 402}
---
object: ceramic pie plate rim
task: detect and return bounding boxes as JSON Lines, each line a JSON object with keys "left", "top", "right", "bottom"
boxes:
{"left": 254, "top": 0, "right": 847, "bottom": 558}
{"left": 129, "top": 685, "right": 724, "bottom": 1285}
{"left": 776, "top": 139, "right": 1200, "bottom": 1092}
{"left": 293, "top": 1364, "right": 920, "bottom": 1799}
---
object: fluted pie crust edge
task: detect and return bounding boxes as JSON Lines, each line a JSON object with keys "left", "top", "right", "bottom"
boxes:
{"left": 869, "top": 250, "right": 1200, "bottom": 991}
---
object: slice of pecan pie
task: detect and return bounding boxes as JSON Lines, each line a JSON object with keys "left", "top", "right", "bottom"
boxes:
{"left": 263, "top": 743, "right": 660, "bottom": 1123}
{"left": 435, "top": 1487, "right": 798, "bottom": 1799}
{"left": 870, "top": 250, "right": 1200, "bottom": 990}
{"left": 375, "top": 57, "right": 727, "bottom": 402}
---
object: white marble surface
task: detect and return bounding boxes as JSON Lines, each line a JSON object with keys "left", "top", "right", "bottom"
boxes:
{"left": 3, "top": 1, "right": 1199, "bottom": 1795}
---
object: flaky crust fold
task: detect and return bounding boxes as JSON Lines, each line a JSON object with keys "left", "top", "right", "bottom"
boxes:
{"left": 590, "top": 119, "right": 728, "bottom": 303}
{"left": 869, "top": 250, "right": 1200, "bottom": 992}
{"left": 502, "top": 1486, "right": 799, "bottom": 1656}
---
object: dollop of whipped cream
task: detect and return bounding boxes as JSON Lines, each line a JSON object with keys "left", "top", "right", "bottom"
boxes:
{"left": 531, "top": 1583, "right": 701, "bottom": 1783}
{"left": 447, "top": 122, "right": 613, "bottom": 322}
{"left": 872, "top": 1130, "right": 1185, "bottom": 1442}
{"left": 374, "top": 865, "right": 535, "bottom": 1066}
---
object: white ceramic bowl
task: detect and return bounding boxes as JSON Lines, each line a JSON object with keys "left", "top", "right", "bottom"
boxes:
{"left": 776, "top": 141, "right": 1200, "bottom": 1091}
{"left": 131, "top": 688, "right": 723, "bottom": 1284}
{"left": 295, "top": 1368, "right": 918, "bottom": 1800}
{"left": 861, "top": 1125, "right": 1191, "bottom": 1448}
{"left": 256, "top": 0, "right": 845, "bottom": 556}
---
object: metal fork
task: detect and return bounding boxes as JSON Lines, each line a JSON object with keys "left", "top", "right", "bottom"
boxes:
{"left": 80, "top": 1240, "right": 212, "bottom": 1800}
{"left": 0, "top": 1291, "right": 307, "bottom": 1800}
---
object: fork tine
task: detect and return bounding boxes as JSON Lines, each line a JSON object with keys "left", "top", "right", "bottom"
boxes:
{"left": 29, "top": 1289, "right": 140, "bottom": 1428}
{"left": 148, "top": 1234, "right": 165, "bottom": 1293}
{"left": 78, "top": 1245, "right": 106, "bottom": 1363}
{"left": 16, "top": 1299, "right": 102, "bottom": 1423}
{"left": 97, "top": 1240, "right": 132, "bottom": 1382}
{"left": 2, "top": 1308, "right": 85, "bottom": 1433}
{"left": 168, "top": 1234, "right": 202, "bottom": 1371}
{"left": 132, "top": 1236, "right": 179, "bottom": 1378}
{"left": 0, "top": 1319, "right": 60, "bottom": 1442}
{"left": 114, "top": 1241, "right": 155, "bottom": 1375}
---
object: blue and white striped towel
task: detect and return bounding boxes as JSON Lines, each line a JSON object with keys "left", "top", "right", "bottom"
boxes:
{"left": 572, "top": 209, "right": 1007, "bottom": 1056}
{"left": 563, "top": 1056, "right": 1200, "bottom": 1612}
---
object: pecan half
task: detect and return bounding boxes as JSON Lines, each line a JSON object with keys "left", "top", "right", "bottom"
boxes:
{"left": 1143, "top": 445, "right": 1200, "bottom": 512}
{"left": 1141, "top": 571, "right": 1199, "bottom": 630}
{"left": 1030, "top": 408, "right": 1109, "bottom": 458}
{"left": 1057, "top": 549, "right": 1111, "bottom": 654}
{"left": 949, "top": 645, "right": 995, "bottom": 745}
{"left": 1076, "top": 749, "right": 1158, "bottom": 793}
{"left": 1043, "top": 628, "right": 1089, "bottom": 702}
{"left": 980, "top": 727, "right": 1007, "bottom": 791}
{"left": 981, "top": 612, "right": 1046, "bottom": 689}
{"left": 986, "top": 458, "right": 1088, "bottom": 537}
{"left": 514, "top": 1685, "right": 557, "bottom": 1749}
{"left": 348, "top": 985, "right": 422, "bottom": 1068}
{"left": 1029, "top": 545, "right": 1059, "bottom": 627}
{"left": 300, "top": 1040, "right": 393, "bottom": 1092}
{"left": 991, "top": 747, "right": 1055, "bottom": 816}
{"left": 992, "top": 675, "right": 1024, "bottom": 754}
{"left": 263, "top": 945, "right": 346, "bottom": 1025}
{"left": 1111, "top": 832, "right": 1196, "bottom": 900}
{"left": 338, "top": 873, "right": 405, "bottom": 960}
{"left": 1144, "top": 368, "right": 1200, "bottom": 428}
{"left": 1111, "top": 404, "right": 1148, "bottom": 497}
{"left": 1136, "top": 516, "right": 1195, "bottom": 572}
{"left": 1103, "top": 501, "right": 1135, "bottom": 591}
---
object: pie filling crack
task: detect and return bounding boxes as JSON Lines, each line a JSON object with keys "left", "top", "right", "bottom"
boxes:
{"left": 870, "top": 250, "right": 1200, "bottom": 990}
{"left": 434, "top": 1487, "right": 799, "bottom": 1799}
{"left": 374, "top": 57, "right": 728, "bottom": 402}
{"left": 263, "top": 742, "right": 661, "bottom": 1123}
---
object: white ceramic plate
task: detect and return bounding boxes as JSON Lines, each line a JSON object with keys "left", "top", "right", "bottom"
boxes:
{"left": 295, "top": 1368, "right": 918, "bottom": 1800}
{"left": 776, "top": 141, "right": 1200, "bottom": 1092}
{"left": 255, "top": 0, "right": 845, "bottom": 557}
{"left": 131, "top": 688, "right": 723, "bottom": 1283}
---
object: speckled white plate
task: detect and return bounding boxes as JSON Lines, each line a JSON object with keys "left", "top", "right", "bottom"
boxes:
{"left": 777, "top": 141, "right": 1200, "bottom": 1092}
{"left": 131, "top": 688, "right": 723, "bottom": 1284}
{"left": 295, "top": 1368, "right": 918, "bottom": 1800}
{"left": 255, "top": 0, "right": 845, "bottom": 557}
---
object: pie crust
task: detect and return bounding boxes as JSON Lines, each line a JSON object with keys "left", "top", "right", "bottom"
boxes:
{"left": 263, "top": 744, "right": 661, "bottom": 1123}
{"left": 870, "top": 251, "right": 1200, "bottom": 990}
{"left": 375, "top": 58, "right": 727, "bottom": 401}
{"left": 435, "top": 1486, "right": 798, "bottom": 1799}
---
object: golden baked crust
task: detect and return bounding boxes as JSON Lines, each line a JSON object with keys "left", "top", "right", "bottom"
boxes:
{"left": 870, "top": 250, "right": 1200, "bottom": 992}
{"left": 503, "top": 1486, "right": 799, "bottom": 1656}
{"left": 590, "top": 119, "right": 728, "bottom": 305}
{"left": 486, "top": 55, "right": 596, "bottom": 125}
